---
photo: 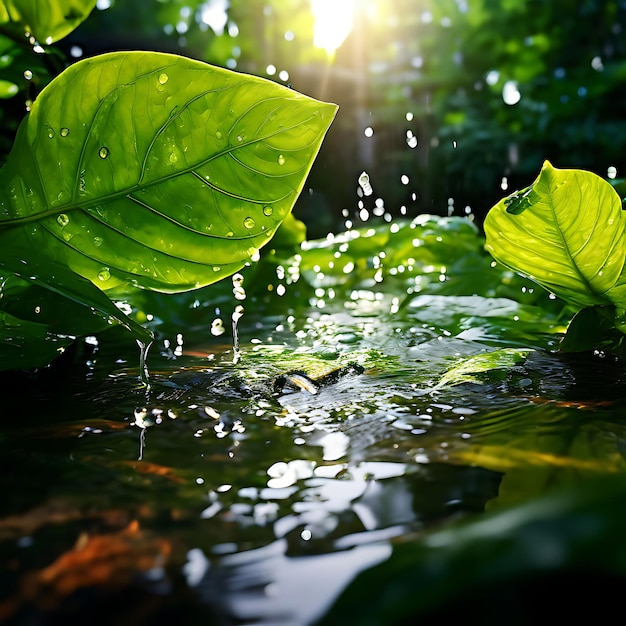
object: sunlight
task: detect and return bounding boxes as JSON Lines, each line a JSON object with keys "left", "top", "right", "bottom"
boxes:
{"left": 311, "top": 0, "right": 356, "bottom": 54}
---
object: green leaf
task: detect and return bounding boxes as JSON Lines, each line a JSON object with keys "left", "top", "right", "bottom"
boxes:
{"left": 484, "top": 161, "right": 626, "bottom": 309}
{"left": 434, "top": 347, "right": 534, "bottom": 389}
{"left": 0, "top": 51, "right": 337, "bottom": 293}
{"left": 558, "top": 306, "right": 626, "bottom": 354}
{"left": 0, "top": 77, "right": 17, "bottom": 98}
{"left": 0, "top": 0, "right": 97, "bottom": 44}
{"left": 0, "top": 248, "right": 152, "bottom": 343}
{"left": 0, "top": 310, "right": 74, "bottom": 370}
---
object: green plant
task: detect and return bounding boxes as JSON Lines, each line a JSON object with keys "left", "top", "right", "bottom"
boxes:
{"left": 484, "top": 160, "right": 626, "bottom": 355}
{"left": 0, "top": 3, "right": 337, "bottom": 371}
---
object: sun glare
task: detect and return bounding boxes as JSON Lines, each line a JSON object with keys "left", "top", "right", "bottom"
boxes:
{"left": 311, "top": 0, "right": 356, "bottom": 55}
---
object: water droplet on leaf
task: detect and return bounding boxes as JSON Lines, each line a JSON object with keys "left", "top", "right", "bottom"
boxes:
{"left": 60, "top": 127, "right": 70, "bottom": 137}
{"left": 98, "top": 268, "right": 111, "bottom": 281}
{"left": 47, "top": 128, "right": 55, "bottom": 138}
{"left": 23, "top": 69, "right": 33, "bottom": 80}
{"left": 243, "top": 217, "right": 255, "bottom": 229}
{"left": 277, "top": 154, "right": 285, "bottom": 166}
{"left": 99, "top": 146, "right": 109, "bottom": 159}
{"left": 57, "top": 213, "right": 70, "bottom": 227}
{"left": 215, "top": 130, "right": 223, "bottom": 139}
{"left": 158, "top": 72, "right": 169, "bottom": 84}
{"left": 93, "top": 236, "right": 103, "bottom": 247}
{"left": 169, "top": 152, "right": 178, "bottom": 164}
{"left": 263, "top": 206, "right": 273, "bottom": 216}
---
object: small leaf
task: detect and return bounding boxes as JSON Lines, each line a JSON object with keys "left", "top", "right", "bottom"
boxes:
{"left": 0, "top": 51, "right": 337, "bottom": 293}
{"left": 0, "top": 0, "right": 96, "bottom": 43}
{"left": 434, "top": 348, "right": 534, "bottom": 389}
{"left": 484, "top": 161, "right": 626, "bottom": 309}
{"left": 0, "top": 77, "right": 18, "bottom": 98}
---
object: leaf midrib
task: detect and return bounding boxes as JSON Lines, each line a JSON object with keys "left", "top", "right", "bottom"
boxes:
{"left": 1, "top": 94, "right": 319, "bottom": 229}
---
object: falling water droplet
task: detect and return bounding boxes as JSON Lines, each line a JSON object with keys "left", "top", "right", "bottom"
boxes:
{"left": 57, "top": 213, "right": 70, "bottom": 227}
{"left": 97, "top": 268, "right": 111, "bottom": 281}
{"left": 232, "top": 304, "right": 244, "bottom": 361}
{"left": 136, "top": 339, "right": 152, "bottom": 388}
{"left": 243, "top": 217, "right": 255, "bottom": 229}
{"left": 99, "top": 146, "right": 109, "bottom": 159}
{"left": 60, "top": 127, "right": 70, "bottom": 137}
{"left": 277, "top": 154, "right": 285, "bottom": 166}
{"left": 158, "top": 72, "right": 169, "bottom": 85}
{"left": 211, "top": 318, "right": 225, "bottom": 336}
{"left": 358, "top": 171, "right": 373, "bottom": 196}
{"left": 263, "top": 206, "right": 273, "bottom": 216}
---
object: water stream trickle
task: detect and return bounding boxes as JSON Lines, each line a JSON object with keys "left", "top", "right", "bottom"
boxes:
{"left": 136, "top": 339, "right": 153, "bottom": 387}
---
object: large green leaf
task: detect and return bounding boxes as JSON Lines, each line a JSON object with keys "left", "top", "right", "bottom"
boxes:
{"left": 0, "top": 0, "right": 96, "bottom": 43}
{"left": 0, "top": 51, "right": 337, "bottom": 293}
{"left": 484, "top": 161, "right": 626, "bottom": 309}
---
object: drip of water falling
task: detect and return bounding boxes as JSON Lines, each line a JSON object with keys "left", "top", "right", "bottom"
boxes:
{"left": 136, "top": 339, "right": 152, "bottom": 387}
{"left": 232, "top": 305, "right": 244, "bottom": 363}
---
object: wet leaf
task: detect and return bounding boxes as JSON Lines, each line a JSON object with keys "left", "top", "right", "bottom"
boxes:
{"left": 0, "top": 51, "right": 337, "bottom": 293}
{"left": 0, "top": 310, "right": 74, "bottom": 370}
{"left": 434, "top": 347, "right": 533, "bottom": 388}
{"left": 484, "top": 161, "right": 626, "bottom": 309}
{"left": 0, "top": 0, "right": 96, "bottom": 43}
{"left": 0, "top": 250, "right": 152, "bottom": 343}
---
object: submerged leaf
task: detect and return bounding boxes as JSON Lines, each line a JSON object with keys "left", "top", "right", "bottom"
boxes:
{"left": 484, "top": 161, "right": 626, "bottom": 309}
{"left": 0, "top": 51, "right": 337, "bottom": 293}
{"left": 434, "top": 347, "right": 534, "bottom": 389}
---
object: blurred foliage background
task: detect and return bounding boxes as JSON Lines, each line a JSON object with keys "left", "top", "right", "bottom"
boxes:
{"left": 2, "top": 0, "right": 626, "bottom": 237}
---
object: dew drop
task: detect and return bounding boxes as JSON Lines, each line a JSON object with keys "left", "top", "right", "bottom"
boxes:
{"left": 23, "top": 69, "right": 33, "bottom": 80}
{"left": 98, "top": 268, "right": 111, "bottom": 281}
{"left": 158, "top": 72, "right": 169, "bottom": 85}
{"left": 215, "top": 130, "right": 223, "bottom": 139}
{"left": 243, "top": 217, "right": 255, "bottom": 229}
{"left": 98, "top": 146, "right": 109, "bottom": 159}
{"left": 277, "top": 154, "right": 285, "bottom": 166}
{"left": 93, "top": 236, "right": 103, "bottom": 247}
{"left": 56, "top": 213, "right": 70, "bottom": 227}
{"left": 263, "top": 206, "right": 273, "bottom": 216}
{"left": 47, "top": 128, "right": 55, "bottom": 138}
{"left": 212, "top": 266, "right": 221, "bottom": 272}
{"left": 169, "top": 152, "right": 178, "bottom": 164}
{"left": 60, "top": 127, "right": 70, "bottom": 137}
{"left": 226, "top": 231, "right": 234, "bottom": 237}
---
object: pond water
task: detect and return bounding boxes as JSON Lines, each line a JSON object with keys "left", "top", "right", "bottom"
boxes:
{"left": 2, "top": 218, "right": 626, "bottom": 625}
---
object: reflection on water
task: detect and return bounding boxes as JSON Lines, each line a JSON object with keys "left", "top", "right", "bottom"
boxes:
{"left": 1, "top": 305, "right": 626, "bottom": 624}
